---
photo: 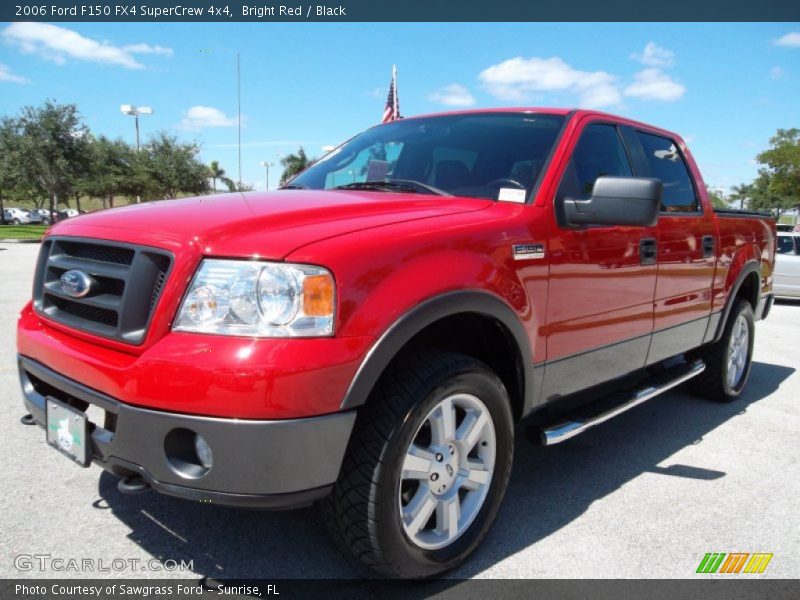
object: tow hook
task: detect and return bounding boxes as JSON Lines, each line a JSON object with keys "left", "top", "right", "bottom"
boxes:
{"left": 20, "top": 414, "right": 36, "bottom": 426}
{"left": 118, "top": 476, "right": 151, "bottom": 494}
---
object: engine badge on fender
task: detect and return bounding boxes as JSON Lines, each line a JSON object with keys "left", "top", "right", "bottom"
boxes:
{"left": 512, "top": 244, "right": 546, "bottom": 260}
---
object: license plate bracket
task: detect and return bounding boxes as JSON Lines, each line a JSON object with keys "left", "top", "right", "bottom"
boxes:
{"left": 46, "top": 397, "right": 90, "bottom": 467}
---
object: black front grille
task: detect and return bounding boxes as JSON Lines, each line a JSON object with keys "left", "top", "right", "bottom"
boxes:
{"left": 33, "top": 237, "right": 173, "bottom": 345}
{"left": 59, "top": 240, "right": 135, "bottom": 265}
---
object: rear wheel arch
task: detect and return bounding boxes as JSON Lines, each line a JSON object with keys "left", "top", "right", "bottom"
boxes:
{"left": 340, "top": 290, "right": 533, "bottom": 420}
{"left": 713, "top": 261, "right": 760, "bottom": 343}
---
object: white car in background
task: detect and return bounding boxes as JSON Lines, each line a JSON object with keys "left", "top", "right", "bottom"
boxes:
{"left": 3, "top": 208, "right": 42, "bottom": 225}
{"left": 775, "top": 232, "right": 800, "bottom": 298}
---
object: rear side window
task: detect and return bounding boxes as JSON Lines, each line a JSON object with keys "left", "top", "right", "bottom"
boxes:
{"left": 557, "top": 124, "right": 632, "bottom": 200}
{"left": 636, "top": 131, "right": 698, "bottom": 212}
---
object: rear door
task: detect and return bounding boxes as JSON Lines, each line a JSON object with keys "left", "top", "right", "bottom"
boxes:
{"left": 623, "top": 128, "right": 717, "bottom": 363}
{"left": 542, "top": 119, "right": 658, "bottom": 401}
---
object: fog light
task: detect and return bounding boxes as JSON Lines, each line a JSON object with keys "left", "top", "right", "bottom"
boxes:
{"left": 194, "top": 434, "right": 213, "bottom": 469}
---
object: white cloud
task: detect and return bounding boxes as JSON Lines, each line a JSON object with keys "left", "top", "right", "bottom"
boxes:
{"left": 479, "top": 56, "right": 621, "bottom": 108}
{"left": 770, "top": 66, "right": 785, "bottom": 80}
{"left": 428, "top": 84, "right": 476, "bottom": 107}
{"left": 624, "top": 68, "right": 686, "bottom": 102}
{"left": 630, "top": 42, "right": 676, "bottom": 68}
{"left": 1, "top": 23, "right": 172, "bottom": 69}
{"left": 122, "top": 43, "right": 174, "bottom": 57}
{"left": 774, "top": 32, "right": 800, "bottom": 48}
{"left": 180, "top": 106, "right": 239, "bottom": 129}
{"left": 0, "top": 63, "right": 29, "bottom": 84}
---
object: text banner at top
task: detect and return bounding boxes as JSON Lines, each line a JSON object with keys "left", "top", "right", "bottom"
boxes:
{"left": 3, "top": 0, "right": 800, "bottom": 22}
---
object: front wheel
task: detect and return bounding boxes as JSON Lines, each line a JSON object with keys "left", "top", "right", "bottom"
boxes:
{"left": 322, "top": 351, "right": 514, "bottom": 578}
{"left": 688, "top": 299, "right": 755, "bottom": 402}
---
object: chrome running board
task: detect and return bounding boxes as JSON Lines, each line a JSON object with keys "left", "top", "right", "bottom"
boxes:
{"left": 539, "top": 360, "right": 705, "bottom": 446}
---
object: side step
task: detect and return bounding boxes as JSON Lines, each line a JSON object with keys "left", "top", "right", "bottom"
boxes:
{"left": 536, "top": 359, "right": 705, "bottom": 446}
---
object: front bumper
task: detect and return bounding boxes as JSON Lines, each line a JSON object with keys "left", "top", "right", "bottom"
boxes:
{"left": 19, "top": 356, "right": 356, "bottom": 508}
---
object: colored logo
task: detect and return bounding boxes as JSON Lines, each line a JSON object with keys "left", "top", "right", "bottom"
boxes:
{"left": 696, "top": 552, "right": 773, "bottom": 574}
{"left": 60, "top": 269, "right": 93, "bottom": 298}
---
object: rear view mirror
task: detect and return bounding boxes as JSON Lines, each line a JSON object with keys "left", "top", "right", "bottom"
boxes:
{"left": 561, "top": 176, "right": 662, "bottom": 228}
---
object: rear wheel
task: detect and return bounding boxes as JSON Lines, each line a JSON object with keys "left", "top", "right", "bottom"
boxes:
{"left": 688, "top": 299, "right": 754, "bottom": 402}
{"left": 322, "top": 351, "right": 514, "bottom": 578}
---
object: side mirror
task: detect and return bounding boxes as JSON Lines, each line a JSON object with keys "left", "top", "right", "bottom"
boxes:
{"left": 562, "top": 176, "right": 662, "bottom": 228}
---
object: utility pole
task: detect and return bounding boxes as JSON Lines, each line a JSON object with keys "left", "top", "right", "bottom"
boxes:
{"left": 260, "top": 161, "right": 273, "bottom": 190}
{"left": 237, "top": 53, "right": 242, "bottom": 191}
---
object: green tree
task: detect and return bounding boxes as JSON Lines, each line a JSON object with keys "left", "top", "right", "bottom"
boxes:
{"left": 142, "top": 132, "right": 210, "bottom": 199}
{"left": 706, "top": 186, "right": 729, "bottom": 209}
{"left": 748, "top": 172, "right": 794, "bottom": 218}
{"left": 751, "top": 129, "right": 800, "bottom": 218}
{"left": 280, "top": 148, "right": 315, "bottom": 185}
{"left": 10, "top": 101, "right": 90, "bottom": 219}
{"left": 729, "top": 183, "right": 752, "bottom": 210}
{"left": 221, "top": 177, "right": 253, "bottom": 192}
{"left": 208, "top": 160, "right": 226, "bottom": 192}
{"left": 0, "top": 117, "right": 23, "bottom": 225}
{"left": 78, "top": 136, "right": 136, "bottom": 209}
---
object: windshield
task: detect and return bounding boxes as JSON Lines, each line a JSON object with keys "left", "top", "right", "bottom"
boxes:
{"left": 288, "top": 113, "right": 565, "bottom": 201}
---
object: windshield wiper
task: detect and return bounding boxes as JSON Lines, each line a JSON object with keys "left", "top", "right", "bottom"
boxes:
{"left": 280, "top": 183, "right": 308, "bottom": 190}
{"left": 333, "top": 180, "right": 450, "bottom": 196}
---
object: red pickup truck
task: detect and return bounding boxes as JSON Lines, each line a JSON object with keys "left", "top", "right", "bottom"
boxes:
{"left": 18, "top": 108, "right": 775, "bottom": 577}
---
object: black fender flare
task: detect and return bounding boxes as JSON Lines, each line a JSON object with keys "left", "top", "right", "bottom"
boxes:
{"left": 712, "top": 261, "right": 761, "bottom": 343}
{"left": 339, "top": 290, "right": 534, "bottom": 414}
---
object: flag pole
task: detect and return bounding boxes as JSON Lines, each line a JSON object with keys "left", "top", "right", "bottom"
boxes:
{"left": 393, "top": 65, "right": 399, "bottom": 118}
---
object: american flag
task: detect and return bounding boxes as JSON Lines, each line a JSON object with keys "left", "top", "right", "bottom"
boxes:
{"left": 382, "top": 65, "right": 400, "bottom": 124}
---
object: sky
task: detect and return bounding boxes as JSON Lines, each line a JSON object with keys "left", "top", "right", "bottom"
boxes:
{"left": 0, "top": 22, "right": 799, "bottom": 192}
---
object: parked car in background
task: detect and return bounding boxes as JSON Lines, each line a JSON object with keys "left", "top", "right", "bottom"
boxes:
{"left": 56, "top": 209, "right": 80, "bottom": 221}
{"left": 25, "top": 210, "right": 44, "bottom": 224}
{"left": 3, "top": 208, "right": 41, "bottom": 225}
{"left": 775, "top": 232, "right": 800, "bottom": 298}
{"left": 34, "top": 209, "right": 54, "bottom": 225}
{"left": 776, "top": 224, "right": 796, "bottom": 232}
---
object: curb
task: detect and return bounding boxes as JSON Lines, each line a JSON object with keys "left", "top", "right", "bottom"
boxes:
{"left": 0, "top": 239, "right": 42, "bottom": 244}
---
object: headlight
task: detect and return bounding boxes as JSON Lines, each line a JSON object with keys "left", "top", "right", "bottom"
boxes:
{"left": 174, "top": 259, "right": 335, "bottom": 337}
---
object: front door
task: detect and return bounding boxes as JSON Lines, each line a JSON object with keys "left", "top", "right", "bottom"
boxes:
{"left": 542, "top": 119, "right": 658, "bottom": 401}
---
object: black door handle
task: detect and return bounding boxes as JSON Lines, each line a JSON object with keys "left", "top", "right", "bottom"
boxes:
{"left": 640, "top": 237, "right": 657, "bottom": 265}
{"left": 702, "top": 235, "right": 715, "bottom": 258}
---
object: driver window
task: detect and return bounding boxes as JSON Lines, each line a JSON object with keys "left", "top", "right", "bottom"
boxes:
{"left": 557, "top": 124, "right": 632, "bottom": 200}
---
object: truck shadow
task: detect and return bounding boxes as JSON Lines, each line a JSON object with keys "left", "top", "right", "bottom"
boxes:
{"left": 97, "top": 360, "right": 793, "bottom": 580}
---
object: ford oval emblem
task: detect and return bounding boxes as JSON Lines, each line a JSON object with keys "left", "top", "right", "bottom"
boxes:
{"left": 60, "top": 270, "right": 93, "bottom": 298}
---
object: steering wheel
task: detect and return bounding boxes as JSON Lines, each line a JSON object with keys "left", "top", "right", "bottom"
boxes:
{"left": 486, "top": 178, "right": 525, "bottom": 189}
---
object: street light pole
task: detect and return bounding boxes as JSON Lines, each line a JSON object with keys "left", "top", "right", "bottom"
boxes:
{"left": 135, "top": 113, "right": 140, "bottom": 151}
{"left": 121, "top": 104, "right": 153, "bottom": 203}
{"left": 260, "top": 161, "right": 273, "bottom": 190}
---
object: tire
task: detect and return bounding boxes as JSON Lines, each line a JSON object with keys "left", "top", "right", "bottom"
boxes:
{"left": 12, "top": 219, "right": 21, "bottom": 225}
{"left": 322, "top": 350, "right": 514, "bottom": 578}
{"left": 688, "top": 299, "right": 754, "bottom": 402}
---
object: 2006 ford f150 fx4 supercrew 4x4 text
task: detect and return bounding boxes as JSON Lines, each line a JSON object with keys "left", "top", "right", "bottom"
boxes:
{"left": 17, "top": 109, "right": 776, "bottom": 577}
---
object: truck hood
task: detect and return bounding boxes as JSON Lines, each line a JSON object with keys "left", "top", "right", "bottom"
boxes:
{"left": 50, "top": 190, "right": 492, "bottom": 258}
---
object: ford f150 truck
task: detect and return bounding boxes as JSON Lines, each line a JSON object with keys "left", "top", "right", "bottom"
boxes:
{"left": 17, "top": 108, "right": 775, "bottom": 578}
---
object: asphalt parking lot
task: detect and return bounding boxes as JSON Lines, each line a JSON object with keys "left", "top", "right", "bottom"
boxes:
{"left": 1, "top": 241, "right": 798, "bottom": 580}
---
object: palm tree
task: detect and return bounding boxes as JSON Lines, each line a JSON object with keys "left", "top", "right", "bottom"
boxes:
{"left": 280, "top": 148, "right": 315, "bottom": 185}
{"left": 208, "top": 160, "right": 225, "bottom": 192}
{"left": 730, "top": 183, "right": 752, "bottom": 210}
